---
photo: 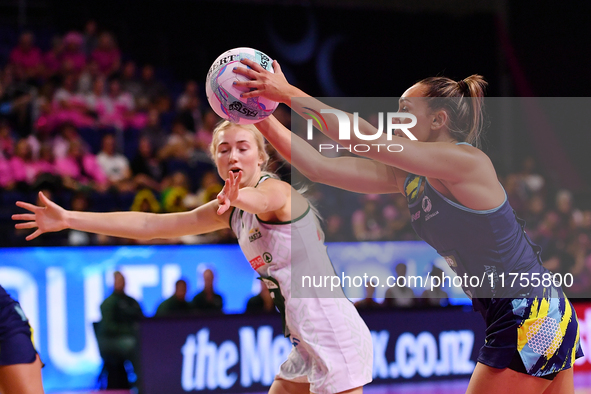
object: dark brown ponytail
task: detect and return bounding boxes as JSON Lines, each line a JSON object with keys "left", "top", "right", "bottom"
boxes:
{"left": 417, "top": 75, "right": 487, "bottom": 149}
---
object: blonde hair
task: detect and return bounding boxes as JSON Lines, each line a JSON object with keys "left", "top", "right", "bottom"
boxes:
{"left": 417, "top": 75, "right": 487, "bottom": 149}
{"left": 210, "top": 121, "right": 324, "bottom": 237}
{"left": 209, "top": 120, "right": 270, "bottom": 170}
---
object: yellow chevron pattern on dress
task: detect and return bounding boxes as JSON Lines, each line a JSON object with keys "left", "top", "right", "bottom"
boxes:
{"left": 405, "top": 175, "right": 421, "bottom": 204}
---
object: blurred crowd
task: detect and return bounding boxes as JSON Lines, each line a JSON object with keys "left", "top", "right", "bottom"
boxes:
{"left": 2, "top": 23, "right": 590, "bottom": 299}
{"left": 0, "top": 22, "right": 290, "bottom": 246}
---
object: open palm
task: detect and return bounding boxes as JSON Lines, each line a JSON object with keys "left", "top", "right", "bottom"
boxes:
{"left": 12, "top": 191, "right": 69, "bottom": 241}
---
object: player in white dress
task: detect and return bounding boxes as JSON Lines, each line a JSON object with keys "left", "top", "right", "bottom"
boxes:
{"left": 13, "top": 120, "right": 372, "bottom": 394}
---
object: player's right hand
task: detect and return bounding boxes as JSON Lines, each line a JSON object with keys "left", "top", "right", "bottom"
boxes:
{"left": 12, "top": 191, "right": 69, "bottom": 241}
{"left": 233, "top": 59, "right": 294, "bottom": 104}
{"left": 216, "top": 170, "right": 242, "bottom": 215}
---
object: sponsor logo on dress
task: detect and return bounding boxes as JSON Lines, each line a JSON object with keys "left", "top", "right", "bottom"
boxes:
{"left": 422, "top": 196, "right": 432, "bottom": 213}
{"left": 411, "top": 210, "right": 421, "bottom": 222}
{"left": 425, "top": 211, "right": 439, "bottom": 221}
{"left": 249, "top": 256, "right": 265, "bottom": 270}
{"left": 249, "top": 228, "right": 262, "bottom": 242}
{"left": 261, "top": 277, "right": 278, "bottom": 290}
{"left": 262, "top": 252, "right": 273, "bottom": 263}
{"left": 422, "top": 195, "right": 439, "bottom": 221}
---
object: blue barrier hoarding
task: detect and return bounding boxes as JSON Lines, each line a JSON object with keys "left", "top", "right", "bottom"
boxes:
{"left": 0, "top": 245, "right": 256, "bottom": 392}
{"left": 0, "top": 241, "right": 464, "bottom": 392}
{"left": 140, "top": 308, "right": 486, "bottom": 393}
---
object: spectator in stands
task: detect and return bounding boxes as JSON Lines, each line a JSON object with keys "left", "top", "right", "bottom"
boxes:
{"left": 0, "top": 64, "right": 22, "bottom": 99}
{"left": 0, "top": 150, "right": 13, "bottom": 190}
{"left": 107, "top": 77, "right": 145, "bottom": 129}
{"left": 130, "top": 188, "right": 160, "bottom": 213}
{"left": 565, "top": 227, "right": 591, "bottom": 297}
{"left": 34, "top": 143, "right": 60, "bottom": 188}
{"left": 67, "top": 192, "right": 94, "bottom": 246}
{"left": 96, "top": 134, "right": 133, "bottom": 192}
{"left": 524, "top": 193, "right": 546, "bottom": 236}
{"left": 579, "top": 210, "right": 591, "bottom": 237}
{"left": 382, "top": 194, "right": 415, "bottom": 240}
{"left": 195, "top": 109, "right": 218, "bottom": 151}
{"left": 176, "top": 80, "right": 201, "bottom": 131}
{"left": 43, "top": 36, "right": 64, "bottom": 81}
{"left": 191, "top": 170, "right": 222, "bottom": 207}
{"left": 503, "top": 173, "right": 527, "bottom": 216}
{"left": 53, "top": 73, "right": 94, "bottom": 129}
{"left": 78, "top": 59, "right": 101, "bottom": 94}
{"left": 354, "top": 281, "right": 381, "bottom": 310}
{"left": 0, "top": 120, "right": 15, "bottom": 158}
{"left": 159, "top": 119, "right": 195, "bottom": 161}
{"left": 52, "top": 122, "right": 86, "bottom": 159}
{"left": 98, "top": 271, "right": 143, "bottom": 391}
{"left": 246, "top": 281, "right": 276, "bottom": 314}
{"left": 176, "top": 80, "right": 199, "bottom": 111}
{"left": 61, "top": 32, "right": 86, "bottom": 75}
{"left": 383, "top": 262, "right": 415, "bottom": 308}
{"left": 155, "top": 279, "right": 191, "bottom": 316}
{"left": 535, "top": 211, "right": 566, "bottom": 270}
{"left": 82, "top": 20, "right": 98, "bottom": 57}
{"left": 177, "top": 95, "right": 201, "bottom": 133}
{"left": 120, "top": 61, "right": 142, "bottom": 99}
{"left": 91, "top": 32, "right": 121, "bottom": 77}
{"left": 130, "top": 136, "right": 164, "bottom": 191}
{"left": 137, "top": 65, "right": 167, "bottom": 110}
{"left": 160, "top": 171, "right": 189, "bottom": 213}
{"left": 555, "top": 189, "right": 579, "bottom": 242}
{"left": 0, "top": 66, "right": 34, "bottom": 136}
{"left": 84, "top": 76, "right": 107, "bottom": 122}
{"left": 419, "top": 266, "right": 449, "bottom": 307}
{"left": 9, "top": 31, "right": 42, "bottom": 82}
{"left": 351, "top": 194, "right": 387, "bottom": 241}
{"left": 93, "top": 77, "right": 133, "bottom": 130}
{"left": 324, "top": 214, "right": 350, "bottom": 242}
{"left": 83, "top": 73, "right": 102, "bottom": 103}
{"left": 191, "top": 269, "right": 223, "bottom": 314}
{"left": 55, "top": 139, "right": 108, "bottom": 191}
{"left": 518, "top": 156, "right": 545, "bottom": 198}
{"left": 10, "top": 139, "right": 38, "bottom": 189}
{"left": 34, "top": 88, "right": 59, "bottom": 135}
{"left": 139, "top": 108, "right": 167, "bottom": 150}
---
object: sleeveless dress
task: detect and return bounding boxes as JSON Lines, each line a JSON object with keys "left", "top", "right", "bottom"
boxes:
{"left": 0, "top": 285, "right": 38, "bottom": 365}
{"left": 403, "top": 142, "right": 582, "bottom": 378}
{"left": 230, "top": 176, "right": 373, "bottom": 393}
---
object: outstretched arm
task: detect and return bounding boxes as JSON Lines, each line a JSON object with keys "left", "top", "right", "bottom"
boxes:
{"left": 13, "top": 191, "right": 229, "bottom": 241}
{"left": 235, "top": 59, "right": 482, "bottom": 183}
{"left": 255, "top": 116, "right": 399, "bottom": 194}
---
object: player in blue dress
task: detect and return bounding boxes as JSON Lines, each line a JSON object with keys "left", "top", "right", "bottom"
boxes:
{"left": 0, "top": 285, "right": 44, "bottom": 393}
{"left": 234, "top": 60, "right": 583, "bottom": 394}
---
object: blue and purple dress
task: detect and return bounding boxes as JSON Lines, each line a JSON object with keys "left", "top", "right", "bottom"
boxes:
{"left": 0, "top": 285, "right": 37, "bottom": 365}
{"left": 404, "top": 144, "right": 582, "bottom": 378}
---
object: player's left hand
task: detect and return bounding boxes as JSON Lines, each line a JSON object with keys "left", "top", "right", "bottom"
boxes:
{"left": 216, "top": 170, "right": 242, "bottom": 215}
{"left": 233, "top": 59, "right": 294, "bottom": 104}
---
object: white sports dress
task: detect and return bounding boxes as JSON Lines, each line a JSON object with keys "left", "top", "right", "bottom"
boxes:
{"left": 230, "top": 176, "right": 373, "bottom": 393}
